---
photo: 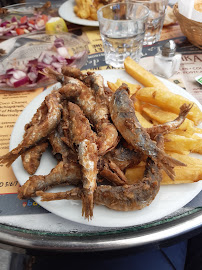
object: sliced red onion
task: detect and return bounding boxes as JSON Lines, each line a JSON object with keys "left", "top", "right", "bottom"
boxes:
{"left": 6, "top": 68, "right": 15, "bottom": 74}
{"left": 1, "top": 21, "right": 10, "bottom": 27}
{"left": 0, "top": 73, "right": 12, "bottom": 80}
{"left": 37, "top": 62, "right": 52, "bottom": 69}
{"left": 35, "top": 20, "right": 45, "bottom": 30}
{"left": 54, "top": 38, "right": 65, "bottom": 48}
{"left": 9, "top": 76, "right": 19, "bottom": 86}
{"left": 56, "top": 55, "right": 66, "bottom": 63}
{"left": 5, "top": 32, "right": 14, "bottom": 36}
{"left": 66, "top": 58, "right": 75, "bottom": 65}
{"left": 36, "top": 72, "right": 45, "bottom": 83}
{"left": 11, "top": 16, "right": 17, "bottom": 23}
{"left": 13, "top": 76, "right": 29, "bottom": 88}
{"left": 12, "top": 70, "right": 27, "bottom": 80}
{"left": 10, "top": 30, "right": 17, "bottom": 36}
{"left": 57, "top": 47, "right": 70, "bottom": 58}
{"left": 42, "top": 54, "right": 53, "bottom": 65}
{"left": 28, "top": 72, "right": 38, "bottom": 82}
{"left": 27, "top": 23, "right": 35, "bottom": 29}
{"left": 52, "top": 62, "right": 63, "bottom": 69}
{"left": 27, "top": 59, "right": 38, "bottom": 66}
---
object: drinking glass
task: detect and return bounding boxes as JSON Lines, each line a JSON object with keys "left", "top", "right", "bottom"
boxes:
{"left": 97, "top": 2, "right": 149, "bottom": 68}
{"left": 133, "top": 0, "right": 168, "bottom": 45}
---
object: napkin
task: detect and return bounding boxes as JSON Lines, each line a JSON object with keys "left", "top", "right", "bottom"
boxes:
{"left": 178, "top": 0, "right": 202, "bottom": 22}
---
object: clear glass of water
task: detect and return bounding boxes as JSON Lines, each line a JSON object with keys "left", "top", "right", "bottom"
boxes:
{"left": 97, "top": 2, "right": 149, "bottom": 68}
{"left": 133, "top": 0, "right": 168, "bottom": 45}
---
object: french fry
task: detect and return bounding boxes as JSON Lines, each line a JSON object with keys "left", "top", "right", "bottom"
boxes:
{"left": 166, "top": 152, "right": 202, "bottom": 166}
{"left": 74, "top": 0, "right": 102, "bottom": 20}
{"left": 125, "top": 165, "right": 145, "bottom": 185}
{"left": 136, "top": 111, "right": 153, "bottom": 128}
{"left": 125, "top": 153, "right": 202, "bottom": 185}
{"left": 124, "top": 56, "right": 169, "bottom": 91}
{"left": 107, "top": 81, "right": 117, "bottom": 92}
{"left": 115, "top": 79, "right": 141, "bottom": 95}
{"left": 142, "top": 103, "right": 197, "bottom": 135}
{"left": 133, "top": 98, "right": 144, "bottom": 113}
{"left": 169, "top": 130, "right": 194, "bottom": 137}
{"left": 107, "top": 79, "right": 141, "bottom": 95}
{"left": 164, "top": 134, "right": 202, "bottom": 155}
{"left": 136, "top": 87, "right": 202, "bottom": 125}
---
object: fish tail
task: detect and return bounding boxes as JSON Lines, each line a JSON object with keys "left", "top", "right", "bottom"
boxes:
{"left": 43, "top": 67, "right": 63, "bottom": 83}
{"left": 82, "top": 191, "right": 94, "bottom": 220}
{"left": 0, "top": 147, "right": 22, "bottom": 167}
{"left": 179, "top": 103, "right": 193, "bottom": 118}
{"left": 158, "top": 150, "right": 186, "bottom": 180}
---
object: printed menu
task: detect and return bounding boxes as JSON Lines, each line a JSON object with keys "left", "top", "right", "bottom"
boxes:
{"left": 0, "top": 88, "right": 43, "bottom": 195}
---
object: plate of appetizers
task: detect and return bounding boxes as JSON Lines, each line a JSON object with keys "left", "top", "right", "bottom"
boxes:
{"left": 6, "top": 69, "right": 202, "bottom": 227}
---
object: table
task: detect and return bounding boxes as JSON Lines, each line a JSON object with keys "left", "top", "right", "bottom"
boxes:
{"left": 0, "top": 0, "right": 202, "bottom": 254}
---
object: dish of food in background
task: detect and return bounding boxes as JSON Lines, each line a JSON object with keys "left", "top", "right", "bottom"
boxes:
{"left": 0, "top": 1, "right": 59, "bottom": 39}
{"left": 0, "top": 32, "right": 88, "bottom": 90}
{"left": 8, "top": 68, "right": 202, "bottom": 227}
{"left": 74, "top": 0, "right": 104, "bottom": 21}
{"left": 194, "top": 0, "right": 202, "bottom": 13}
{"left": 59, "top": 0, "right": 99, "bottom": 27}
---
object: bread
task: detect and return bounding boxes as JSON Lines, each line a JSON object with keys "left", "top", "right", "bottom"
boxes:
{"left": 163, "top": 5, "right": 177, "bottom": 26}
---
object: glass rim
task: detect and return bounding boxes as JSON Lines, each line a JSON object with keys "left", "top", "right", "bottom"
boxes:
{"left": 97, "top": 2, "right": 150, "bottom": 22}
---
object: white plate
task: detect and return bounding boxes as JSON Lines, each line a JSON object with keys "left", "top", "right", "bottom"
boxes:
{"left": 11, "top": 70, "right": 202, "bottom": 228}
{"left": 58, "top": 0, "right": 99, "bottom": 27}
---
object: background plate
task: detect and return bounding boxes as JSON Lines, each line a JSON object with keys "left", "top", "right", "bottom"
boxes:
{"left": 11, "top": 69, "right": 202, "bottom": 228}
{"left": 59, "top": 0, "right": 99, "bottom": 27}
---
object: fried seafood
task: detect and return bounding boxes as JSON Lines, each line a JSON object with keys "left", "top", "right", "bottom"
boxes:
{"left": 34, "top": 1, "right": 52, "bottom": 13}
{"left": 146, "top": 103, "right": 193, "bottom": 139}
{"left": 21, "top": 142, "right": 48, "bottom": 175}
{"left": 68, "top": 102, "right": 98, "bottom": 219}
{"left": 104, "top": 142, "right": 143, "bottom": 171}
{"left": 109, "top": 84, "right": 186, "bottom": 180}
{"left": 19, "top": 156, "right": 129, "bottom": 200}
{"left": 84, "top": 72, "right": 119, "bottom": 155}
{"left": 46, "top": 67, "right": 119, "bottom": 155}
{"left": 0, "top": 90, "right": 62, "bottom": 167}
{"left": 48, "top": 122, "right": 77, "bottom": 163}
{"left": 38, "top": 155, "right": 162, "bottom": 211}
{"left": 61, "top": 66, "right": 87, "bottom": 81}
{"left": 98, "top": 158, "right": 128, "bottom": 186}
{"left": 38, "top": 134, "right": 164, "bottom": 211}
{"left": 2, "top": 66, "right": 195, "bottom": 220}
{"left": 18, "top": 161, "right": 82, "bottom": 199}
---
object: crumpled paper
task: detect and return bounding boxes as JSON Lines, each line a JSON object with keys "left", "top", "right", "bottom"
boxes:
{"left": 178, "top": 0, "right": 202, "bottom": 22}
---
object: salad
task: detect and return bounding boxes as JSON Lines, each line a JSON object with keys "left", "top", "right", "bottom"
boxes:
{"left": 0, "top": 14, "right": 50, "bottom": 37}
{"left": 0, "top": 38, "right": 86, "bottom": 88}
